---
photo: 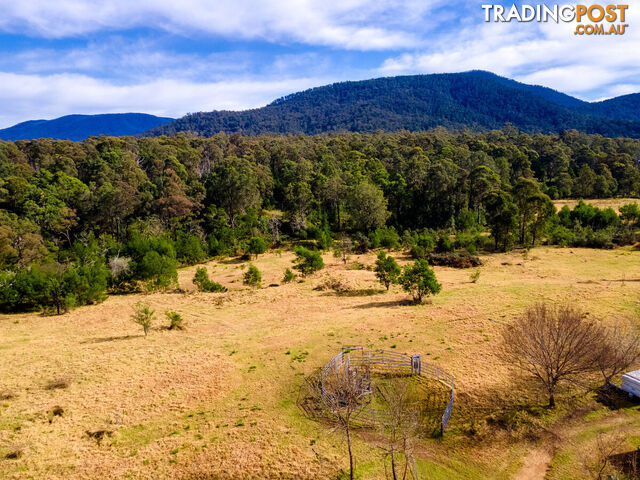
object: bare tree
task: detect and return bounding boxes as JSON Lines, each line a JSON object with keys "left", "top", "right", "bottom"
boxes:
{"left": 321, "top": 362, "right": 370, "bottom": 480}
{"left": 338, "top": 234, "right": 352, "bottom": 265}
{"left": 594, "top": 322, "right": 640, "bottom": 386}
{"left": 579, "top": 433, "right": 626, "bottom": 480}
{"left": 268, "top": 215, "right": 281, "bottom": 246}
{"left": 501, "top": 303, "right": 601, "bottom": 407}
{"left": 378, "top": 379, "right": 420, "bottom": 480}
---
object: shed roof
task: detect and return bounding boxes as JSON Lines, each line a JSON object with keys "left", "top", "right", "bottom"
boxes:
{"left": 622, "top": 370, "right": 640, "bottom": 382}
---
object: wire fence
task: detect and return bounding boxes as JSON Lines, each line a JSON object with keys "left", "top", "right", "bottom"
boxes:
{"left": 320, "top": 346, "right": 455, "bottom": 434}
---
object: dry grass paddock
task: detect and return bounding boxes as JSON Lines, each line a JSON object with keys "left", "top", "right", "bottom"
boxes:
{"left": 1, "top": 247, "right": 640, "bottom": 479}
{"left": 554, "top": 197, "right": 638, "bottom": 212}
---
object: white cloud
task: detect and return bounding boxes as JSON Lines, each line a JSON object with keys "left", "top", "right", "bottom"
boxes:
{"left": 0, "top": 0, "right": 434, "bottom": 50}
{"left": 378, "top": 4, "right": 640, "bottom": 100}
{"left": 0, "top": 0, "right": 637, "bottom": 127}
{"left": 0, "top": 72, "right": 334, "bottom": 128}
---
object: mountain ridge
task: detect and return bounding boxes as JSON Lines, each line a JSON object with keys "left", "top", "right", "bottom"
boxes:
{"left": 0, "top": 113, "right": 174, "bottom": 142}
{"left": 145, "top": 71, "right": 640, "bottom": 138}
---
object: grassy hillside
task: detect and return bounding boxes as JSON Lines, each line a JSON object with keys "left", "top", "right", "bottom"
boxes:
{"left": 1, "top": 246, "right": 639, "bottom": 479}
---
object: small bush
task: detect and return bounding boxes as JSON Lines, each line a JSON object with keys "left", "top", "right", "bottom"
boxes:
{"left": 165, "top": 311, "right": 184, "bottom": 330}
{"left": 470, "top": 269, "right": 481, "bottom": 283}
{"left": 620, "top": 202, "right": 640, "bottom": 226}
{"left": 243, "top": 264, "right": 262, "bottom": 287}
{"left": 352, "top": 232, "right": 370, "bottom": 254}
{"left": 132, "top": 302, "right": 155, "bottom": 336}
{"left": 247, "top": 237, "right": 267, "bottom": 259}
{"left": 369, "top": 227, "right": 401, "bottom": 249}
{"left": 374, "top": 251, "right": 401, "bottom": 291}
{"left": 347, "top": 262, "right": 365, "bottom": 271}
{"left": 175, "top": 233, "right": 208, "bottom": 265}
{"left": 193, "top": 267, "right": 227, "bottom": 292}
{"left": 416, "top": 232, "right": 436, "bottom": 250}
{"left": 409, "top": 244, "right": 427, "bottom": 259}
{"left": 399, "top": 259, "right": 442, "bottom": 303}
{"left": 436, "top": 234, "right": 454, "bottom": 253}
{"left": 549, "top": 225, "right": 575, "bottom": 247}
{"left": 282, "top": 268, "right": 296, "bottom": 283}
{"left": 293, "top": 246, "right": 324, "bottom": 276}
{"left": 454, "top": 231, "right": 484, "bottom": 254}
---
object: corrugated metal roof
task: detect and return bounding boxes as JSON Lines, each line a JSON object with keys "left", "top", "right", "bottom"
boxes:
{"left": 622, "top": 370, "right": 640, "bottom": 382}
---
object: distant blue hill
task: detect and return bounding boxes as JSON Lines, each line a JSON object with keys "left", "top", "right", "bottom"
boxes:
{"left": 0, "top": 113, "right": 174, "bottom": 141}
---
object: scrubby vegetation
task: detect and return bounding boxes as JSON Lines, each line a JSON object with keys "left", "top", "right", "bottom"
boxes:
{"left": 192, "top": 267, "right": 227, "bottom": 292}
{"left": 131, "top": 302, "right": 155, "bottom": 336}
{"left": 165, "top": 310, "right": 184, "bottom": 330}
{"left": 0, "top": 129, "right": 639, "bottom": 313}
{"left": 399, "top": 259, "right": 442, "bottom": 303}
{"left": 243, "top": 264, "right": 262, "bottom": 287}
{"left": 374, "top": 251, "right": 400, "bottom": 290}
{"left": 282, "top": 267, "right": 295, "bottom": 283}
{"left": 293, "top": 246, "right": 324, "bottom": 276}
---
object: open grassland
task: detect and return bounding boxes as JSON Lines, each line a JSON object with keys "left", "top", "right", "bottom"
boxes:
{"left": 554, "top": 197, "right": 639, "bottom": 212}
{"left": 1, "top": 247, "right": 640, "bottom": 479}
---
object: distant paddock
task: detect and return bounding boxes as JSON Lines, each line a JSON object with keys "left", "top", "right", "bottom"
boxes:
{"left": 554, "top": 198, "right": 639, "bottom": 213}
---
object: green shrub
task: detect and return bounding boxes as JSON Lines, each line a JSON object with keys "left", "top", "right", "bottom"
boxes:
{"left": 352, "top": 232, "right": 370, "bottom": 254}
{"left": 132, "top": 302, "right": 155, "bottom": 336}
{"left": 409, "top": 244, "right": 426, "bottom": 260}
{"left": 282, "top": 268, "right": 296, "bottom": 283}
{"left": 369, "top": 227, "right": 401, "bottom": 249}
{"left": 374, "top": 251, "right": 401, "bottom": 291}
{"left": 619, "top": 203, "right": 640, "bottom": 226}
{"left": 470, "top": 269, "right": 481, "bottom": 283}
{"left": 247, "top": 237, "right": 267, "bottom": 258}
{"left": 454, "top": 232, "right": 482, "bottom": 254}
{"left": 399, "top": 259, "right": 442, "bottom": 303}
{"left": 436, "top": 234, "right": 454, "bottom": 253}
{"left": 193, "top": 267, "right": 227, "bottom": 292}
{"left": 293, "top": 246, "right": 324, "bottom": 276}
{"left": 175, "top": 233, "right": 207, "bottom": 265}
{"left": 416, "top": 232, "right": 436, "bottom": 250}
{"left": 243, "top": 264, "right": 262, "bottom": 287}
{"left": 126, "top": 234, "right": 178, "bottom": 291}
{"left": 426, "top": 252, "right": 481, "bottom": 269}
{"left": 308, "top": 224, "right": 333, "bottom": 250}
{"left": 549, "top": 225, "right": 574, "bottom": 247}
{"left": 165, "top": 310, "right": 184, "bottom": 330}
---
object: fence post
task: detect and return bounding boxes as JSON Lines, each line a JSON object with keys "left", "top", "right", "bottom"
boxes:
{"left": 411, "top": 354, "right": 421, "bottom": 375}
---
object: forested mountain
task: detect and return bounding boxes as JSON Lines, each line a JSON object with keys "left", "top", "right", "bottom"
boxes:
{"left": 0, "top": 113, "right": 174, "bottom": 141}
{"left": 587, "top": 94, "right": 640, "bottom": 123}
{"left": 146, "top": 72, "right": 640, "bottom": 138}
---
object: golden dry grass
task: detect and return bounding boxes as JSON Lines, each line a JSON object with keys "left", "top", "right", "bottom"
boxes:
{"left": 1, "top": 247, "right": 639, "bottom": 479}
{"left": 554, "top": 198, "right": 639, "bottom": 212}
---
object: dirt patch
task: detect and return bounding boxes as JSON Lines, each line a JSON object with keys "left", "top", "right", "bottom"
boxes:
{"left": 515, "top": 447, "right": 552, "bottom": 480}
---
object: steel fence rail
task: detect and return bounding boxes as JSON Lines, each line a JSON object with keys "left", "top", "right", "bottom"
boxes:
{"left": 320, "top": 347, "right": 455, "bottom": 434}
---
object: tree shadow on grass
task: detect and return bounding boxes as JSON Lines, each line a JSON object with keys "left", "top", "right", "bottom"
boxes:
{"left": 352, "top": 299, "right": 414, "bottom": 309}
{"left": 318, "top": 288, "right": 386, "bottom": 298}
{"left": 81, "top": 334, "right": 143, "bottom": 344}
{"left": 219, "top": 257, "right": 247, "bottom": 265}
{"left": 601, "top": 278, "right": 640, "bottom": 283}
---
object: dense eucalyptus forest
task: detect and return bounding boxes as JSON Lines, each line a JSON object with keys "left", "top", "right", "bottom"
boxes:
{"left": 1, "top": 127, "right": 639, "bottom": 313}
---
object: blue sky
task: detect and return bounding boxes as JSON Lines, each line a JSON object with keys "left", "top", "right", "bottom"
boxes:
{"left": 0, "top": 0, "right": 637, "bottom": 128}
